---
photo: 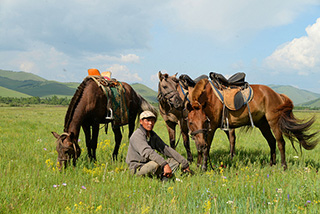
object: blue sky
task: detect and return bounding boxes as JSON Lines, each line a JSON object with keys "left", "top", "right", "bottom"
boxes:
{"left": 1, "top": 0, "right": 320, "bottom": 92}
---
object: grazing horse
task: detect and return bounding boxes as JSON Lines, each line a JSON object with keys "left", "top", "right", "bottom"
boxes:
{"left": 52, "top": 76, "right": 157, "bottom": 169}
{"left": 187, "top": 78, "right": 318, "bottom": 171}
{"left": 158, "top": 71, "right": 236, "bottom": 164}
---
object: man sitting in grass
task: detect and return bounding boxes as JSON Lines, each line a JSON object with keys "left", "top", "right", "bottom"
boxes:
{"left": 126, "top": 111, "right": 193, "bottom": 181}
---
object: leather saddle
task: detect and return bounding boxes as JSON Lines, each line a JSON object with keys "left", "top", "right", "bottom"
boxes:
{"left": 209, "top": 72, "right": 253, "bottom": 111}
{"left": 209, "top": 72, "right": 254, "bottom": 129}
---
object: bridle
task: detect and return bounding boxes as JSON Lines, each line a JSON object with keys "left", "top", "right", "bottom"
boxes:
{"left": 188, "top": 116, "right": 212, "bottom": 142}
{"left": 157, "top": 79, "right": 183, "bottom": 109}
{"left": 57, "top": 133, "right": 78, "bottom": 162}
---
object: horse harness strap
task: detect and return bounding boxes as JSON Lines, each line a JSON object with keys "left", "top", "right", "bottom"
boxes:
{"left": 179, "top": 82, "right": 190, "bottom": 103}
{"left": 209, "top": 73, "right": 255, "bottom": 129}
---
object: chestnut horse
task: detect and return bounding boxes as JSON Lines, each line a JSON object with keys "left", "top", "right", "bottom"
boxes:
{"left": 158, "top": 71, "right": 236, "bottom": 164}
{"left": 187, "top": 78, "right": 318, "bottom": 170}
{"left": 52, "top": 76, "right": 157, "bottom": 169}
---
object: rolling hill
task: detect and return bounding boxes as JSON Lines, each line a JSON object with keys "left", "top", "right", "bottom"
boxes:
{"left": 268, "top": 84, "right": 320, "bottom": 105}
{"left": 0, "top": 70, "right": 158, "bottom": 103}
{"left": 1, "top": 69, "right": 320, "bottom": 107}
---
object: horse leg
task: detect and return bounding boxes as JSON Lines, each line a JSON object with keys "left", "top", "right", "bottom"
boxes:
{"left": 82, "top": 124, "right": 93, "bottom": 160}
{"left": 224, "top": 129, "right": 236, "bottom": 159}
{"left": 202, "top": 130, "right": 215, "bottom": 171}
{"left": 256, "top": 118, "right": 277, "bottom": 166}
{"left": 112, "top": 126, "right": 122, "bottom": 160}
{"left": 91, "top": 123, "right": 99, "bottom": 162}
{"left": 180, "top": 119, "right": 193, "bottom": 163}
{"left": 270, "top": 123, "right": 287, "bottom": 170}
{"left": 197, "top": 150, "right": 203, "bottom": 168}
{"left": 165, "top": 120, "right": 177, "bottom": 149}
{"left": 128, "top": 114, "right": 136, "bottom": 139}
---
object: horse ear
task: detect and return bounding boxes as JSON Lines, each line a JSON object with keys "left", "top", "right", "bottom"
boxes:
{"left": 173, "top": 72, "right": 178, "bottom": 78}
{"left": 158, "top": 71, "right": 164, "bottom": 80}
{"left": 52, "top": 131, "right": 60, "bottom": 139}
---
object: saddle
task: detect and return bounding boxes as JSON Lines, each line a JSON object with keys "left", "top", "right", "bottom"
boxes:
{"left": 209, "top": 72, "right": 254, "bottom": 129}
{"left": 87, "top": 75, "right": 129, "bottom": 127}
{"left": 179, "top": 74, "right": 208, "bottom": 103}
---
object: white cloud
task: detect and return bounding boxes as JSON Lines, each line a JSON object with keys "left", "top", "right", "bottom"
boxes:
{"left": 105, "top": 64, "right": 142, "bottom": 83}
{"left": 264, "top": 17, "right": 320, "bottom": 74}
{"left": 86, "top": 53, "right": 140, "bottom": 63}
{"left": 165, "top": 0, "right": 319, "bottom": 42}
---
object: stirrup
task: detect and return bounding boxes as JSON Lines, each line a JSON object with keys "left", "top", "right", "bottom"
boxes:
{"left": 105, "top": 108, "right": 114, "bottom": 120}
{"left": 221, "top": 118, "right": 230, "bottom": 131}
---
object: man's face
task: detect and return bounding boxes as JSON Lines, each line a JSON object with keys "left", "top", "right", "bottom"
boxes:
{"left": 140, "top": 117, "right": 156, "bottom": 132}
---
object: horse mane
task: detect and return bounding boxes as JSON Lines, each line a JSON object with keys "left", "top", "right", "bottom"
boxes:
{"left": 191, "top": 78, "right": 209, "bottom": 108}
{"left": 64, "top": 78, "right": 91, "bottom": 132}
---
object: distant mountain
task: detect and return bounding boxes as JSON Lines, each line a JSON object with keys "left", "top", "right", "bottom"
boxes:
{"left": 131, "top": 83, "right": 158, "bottom": 103}
{"left": 0, "top": 70, "right": 158, "bottom": 103}
{"left": 297, "top": 98, "right": 320, "bottom": 108}
{"left": 268, "top": 84, "right": 320, "bottom": 105}
{"left": 2, "top": 70, "right": 320, "bottom": 107}
{"left": 0, "top": 86, "right": 31, "bottom": 98}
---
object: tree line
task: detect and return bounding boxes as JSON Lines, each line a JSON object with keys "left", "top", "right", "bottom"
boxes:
{"left": 0, "top": 96, "right": 71, "bottom": 106}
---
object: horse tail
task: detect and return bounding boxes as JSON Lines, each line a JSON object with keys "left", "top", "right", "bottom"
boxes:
{"left": 277, "top": 94, "right": 318, "bottom": 151}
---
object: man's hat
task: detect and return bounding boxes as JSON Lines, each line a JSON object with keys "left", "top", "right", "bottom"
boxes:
{"left": 140, "top": 111, "right": 156, "bottom": 120}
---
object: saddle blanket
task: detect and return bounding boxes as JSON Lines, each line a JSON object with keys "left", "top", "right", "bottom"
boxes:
{"left": 89, "top": 76, "right": 129, "bottom": 126}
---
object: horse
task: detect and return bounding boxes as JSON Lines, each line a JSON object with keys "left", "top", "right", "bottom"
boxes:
{"left": 158, "top": 71, "right": 236, "bottom": 164}
{"left": 52, "top": 76, "right": 157, "bottom": 169}
{"left": 186, "top": 77, "right": 318, "bottom": 171}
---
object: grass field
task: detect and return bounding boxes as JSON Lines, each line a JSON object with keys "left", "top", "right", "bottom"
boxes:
{"left": 1, "top": 106, "right": 320, "bottom": 213}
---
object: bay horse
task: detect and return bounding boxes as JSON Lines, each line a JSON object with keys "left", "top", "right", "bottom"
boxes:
{"left": 52, "top": 76, "right": 157, "bottom": 169}
{"left": 187, "top": 78, "right": 318, "bottom": 171}
{"left": 158, "top": 71, "right": 236, "bottom": 164}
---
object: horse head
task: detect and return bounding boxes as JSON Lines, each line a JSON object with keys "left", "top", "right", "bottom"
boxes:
{"left": 186, "top": 101, "right": 211, "bottom": 153}
{"left": 158, "top": 71, "right": 184, "bottom": 109}
{"left": 51, "top": 131, "right": 81, "bottom": 170}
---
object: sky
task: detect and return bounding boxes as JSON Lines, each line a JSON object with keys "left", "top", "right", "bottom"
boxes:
{"left": 1, "top": 0, "right": 320, "bottom": 93}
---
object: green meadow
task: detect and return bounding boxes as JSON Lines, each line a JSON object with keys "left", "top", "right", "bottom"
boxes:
{"left": 1, "top": 106, "right": 320, "bottom": 213}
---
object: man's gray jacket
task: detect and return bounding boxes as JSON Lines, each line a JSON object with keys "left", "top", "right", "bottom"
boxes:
{"left": 126, "top": 125, "right": 189, "bottom": 172}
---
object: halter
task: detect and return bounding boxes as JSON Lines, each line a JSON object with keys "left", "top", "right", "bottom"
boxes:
{"left": 157, "top": 81, "right": 183, "bottom": 109}
{"left": 57, "top": 133, "right": 78, "bottom": 162}
{"left": 188, "top": 116, "right": 211, "bottom": 141}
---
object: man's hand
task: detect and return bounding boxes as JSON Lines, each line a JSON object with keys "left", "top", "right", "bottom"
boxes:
{"left": 163, "top": 164, "right": 173, "bottom": 178}
{"left": 182, "top": 166, "right": 194, "bottom": 175}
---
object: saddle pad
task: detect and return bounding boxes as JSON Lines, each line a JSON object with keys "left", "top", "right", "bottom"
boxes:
{"left": 89, "top": 76, "right": 129, "bottom": 126}
{"left": 223, "top": 88, "right": 243, "bottom": 111}
{"left": 209, "top": 80, "right": 254, "bottom": 111}
{"left": 109, "top": 83, "right": 129, "bottom": 126}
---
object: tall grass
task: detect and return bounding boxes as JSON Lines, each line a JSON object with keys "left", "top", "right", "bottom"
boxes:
{"left": 1, "top": 107, "right": 320, "bottom": 213}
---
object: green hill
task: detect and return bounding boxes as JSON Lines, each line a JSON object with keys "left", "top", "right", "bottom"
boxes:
{"left": 0, "top": 86, "right": 31, "bottom": 98}
{"left": 297, "top": 98, "right": 320, "bottom": 108}
{"left": 0, "top": 70, "right": 158, "bottom": 103}
{"left": 0, "top": 69, "right": 46, "bottom": 82}
{"left": 2, "top": 70, "right": 320, "bottom": 107}
{"left": 131, "top": 83, "right": 158, "bottom": 103}
{"left": 269, "top": 85, "right": 320, "bottom": 105}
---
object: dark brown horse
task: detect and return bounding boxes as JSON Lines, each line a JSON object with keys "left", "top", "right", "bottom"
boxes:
{"left": 52, "top": 76, "right": 157, "bottom": 169}
{"left": 158, "top": 71, "right": 236, "bottom": 164}
{"left": 187, "top": 78, "right": 318, "bottom": 170}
